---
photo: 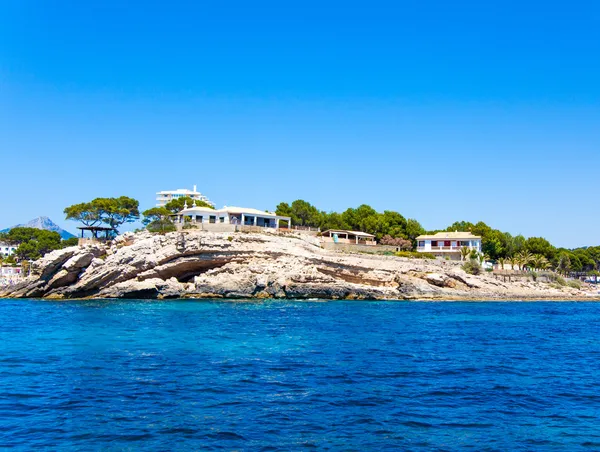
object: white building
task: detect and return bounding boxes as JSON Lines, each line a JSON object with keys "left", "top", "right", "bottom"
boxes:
{"left": 176, "top": 204, "right": 291, "bottom": 229}
{"left": 0, "top": 243, "right": 17, "bottom": 257}
{"left": 321, "top": 230, "right": 377, "bottom": 246}
{"left": 156, "top": 185, "right": 214, "bottom": 208}
{"left": 416, "top": 231, "right": 482, "bottom": 260}
{"left": 1, "top": 266, "right": 21, "bottom": 276}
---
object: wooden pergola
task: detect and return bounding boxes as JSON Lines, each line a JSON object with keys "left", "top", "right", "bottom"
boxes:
{"left": 77, "top": 226, "right": 117, "bottom": 240}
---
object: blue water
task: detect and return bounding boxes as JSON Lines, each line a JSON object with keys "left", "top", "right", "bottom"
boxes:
{"left": 1, "top": 300, "right": 600, "bottom": 450}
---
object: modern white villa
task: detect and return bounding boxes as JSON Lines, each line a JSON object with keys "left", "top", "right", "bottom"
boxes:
{"left": 156, "top": 185, "right": 215, "bottom": 208}
{"left": 416, "top": 231, "right": 482, "bottom": 260}
{"left": 0, "top": 243, "right": 17, "bottom": 257}
{"left": 175, "top": 204, "right": 292, "bottom": 229}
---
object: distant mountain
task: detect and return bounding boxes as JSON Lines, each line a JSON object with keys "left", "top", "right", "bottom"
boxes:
{"left": 1, "top": 216, "right": 76, "bottom": 239}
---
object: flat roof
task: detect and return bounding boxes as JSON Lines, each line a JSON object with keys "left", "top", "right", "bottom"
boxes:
{"left": 178, "top": 206, "right": 290, "bottom": 219}
{"left": 322, "top": 229, "right": 376, "bottom": 238}
{"left": 156, "top": 189, "right": 200, "bottom": 195}
{"left": 179, "top": 206, "right": 216, "bottom": 214}
{"left": 218, "top": 206, "right": 290, "bottom": 218}
{"left": 416, "top": 231, "right": 481, "bottom": 240}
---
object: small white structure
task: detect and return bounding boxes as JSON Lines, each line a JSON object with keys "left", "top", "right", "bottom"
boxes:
{"left": 416, "top": 231, "right": 482, "bottom": 260}
{"left": 321, "top": 230, "right": 377, "bottom": 246}
{"left": 1, "top": 266, "right": 21, "bottom": 276}
{"left": 176, "top": 204, "right": 291, "bottom": 229}
{"left": 156, "top": 185, "right": 214, "bottom": 207}
{"left": 0, "top": 243, "right": 17, "bottom": 257}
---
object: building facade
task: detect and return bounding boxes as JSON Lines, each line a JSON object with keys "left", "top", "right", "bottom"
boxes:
{"left": 416, "top": 232, "right": 482, "bottom": 260}
{"left": 156, "top": 185, "right": 214, "bottom": 207}
{"left": 176, "top": 205, "right": 291, "bottom": 230}
{"left": 0, "top": 243, "right": 17, "bottom": 257}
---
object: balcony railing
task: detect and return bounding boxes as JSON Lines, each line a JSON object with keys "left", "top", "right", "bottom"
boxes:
{"left": 417, "top": 246, "right": 479, "bottom": 252}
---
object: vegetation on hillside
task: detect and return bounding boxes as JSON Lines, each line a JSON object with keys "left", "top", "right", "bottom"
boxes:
{"left": 142, "top": 207, "right": 176, "bottom": 233}
{"left": 0, "top": 227, "right": 76, "bottom": 260}
{"left": 275, "top": 200, "right": 425, "bottom": 246}
{"left": 276, "top": 199, "right": 600, "bottom": 276}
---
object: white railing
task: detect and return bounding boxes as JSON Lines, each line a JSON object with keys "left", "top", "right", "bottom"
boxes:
{"left": 418, "top": 246, "right": 479, "bottom": 252}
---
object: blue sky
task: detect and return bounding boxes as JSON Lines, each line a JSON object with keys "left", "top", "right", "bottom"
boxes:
{"left": 1, "top": 1, "right": 598, "bottom": 248}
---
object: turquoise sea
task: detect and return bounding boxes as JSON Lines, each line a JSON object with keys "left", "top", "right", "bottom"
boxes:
{"left": 1, "top": 299, "right": 600, "bottom": 450}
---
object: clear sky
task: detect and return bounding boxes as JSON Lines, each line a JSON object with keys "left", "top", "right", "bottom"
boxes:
{"left": 1, "top": 1, "right": 598, "bottom": 248}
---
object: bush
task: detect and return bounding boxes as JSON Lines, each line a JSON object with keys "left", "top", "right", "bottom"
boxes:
{"left": 568, "top": 280, "right": 582, "bottom": 289}
{"left": 395, "top": 251, "right": 435, "bottom": 260}
{"left": 380, "top": 235, "right": 412, "bottom": 250}
{"left": 530, "top": 271, "right": 538, "bottom": 281}
{"left": 227, "top": 236, "right": 234, "bottom": 242}
{"left": 547, "top": 273, "right": 567, "bottom": 286}
{"left": 462, "top": 259, "right": 482, "bottom": 275}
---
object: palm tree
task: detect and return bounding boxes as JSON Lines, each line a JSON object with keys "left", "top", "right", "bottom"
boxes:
{"left": 517, "top": 251, "right": 533, "bottom": 271}
{"left": 498, "top": 257, "right": 506, "bottom": 270}
{"left": 460, "top": 246, "right": 471, "bottom": 261}
{"left": 531, "top": 254, "right": 549, "bottom": 271}
{"left": 508, "top": 255, "right": 518, "bottom": 271}
{"left": 478, "top": 252, "right": 489, "bottom": 265}
{"left": 470, "top": 249, "right": 479, "bottom": 261}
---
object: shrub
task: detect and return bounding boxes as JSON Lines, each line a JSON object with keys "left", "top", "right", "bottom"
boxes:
{"left": 147, "top": 220, "right": 177, "bottom": 233}
{"left": 530, "top": 271, "right": 538, "bottom": 281}
{"left": 227, "top": 236, "right": 234, "bottom": 242}
{"left": 380, "top": 235, "right": 412, "bottom": 250}
{"left": 547, "top": 273, "right": 567, "bottom": 286}
{"left": 462, "top": 259, "right": 482, "bottom": 275}
{"left": 568, "top": 280, "right": 582, "bottom": 289}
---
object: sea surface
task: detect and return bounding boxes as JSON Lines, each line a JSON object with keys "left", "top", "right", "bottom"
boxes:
{"left": 1, "top": 299, "right": 600, "bottom": 450}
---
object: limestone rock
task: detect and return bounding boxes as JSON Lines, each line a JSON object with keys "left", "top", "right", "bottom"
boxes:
{"left": 1, "top": 229, "right": 595, "bottom": 301}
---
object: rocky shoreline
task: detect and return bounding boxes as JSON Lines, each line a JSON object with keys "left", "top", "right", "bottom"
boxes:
{"left": 1, "top": 230, "right": 598, "bottom": 301}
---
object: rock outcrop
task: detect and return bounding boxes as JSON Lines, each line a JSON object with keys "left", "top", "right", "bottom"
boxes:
{"left": 1, "top": 230, "right": 597, "bottom": 300}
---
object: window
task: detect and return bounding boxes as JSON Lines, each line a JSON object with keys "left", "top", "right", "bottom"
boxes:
{"left": 431, "top": 241, "right": 438, "bottom": 246}
{"left": 418, "top": 241, "right": 425, "bottom": 247}
{"left": 220, "top": 217, "right": 225, "bottom": 223}
{"left": 209, "top": 216, "right": 216, "bottom": 224}
{"left": 444, "top": 241, "right": 451, "bottom": 247}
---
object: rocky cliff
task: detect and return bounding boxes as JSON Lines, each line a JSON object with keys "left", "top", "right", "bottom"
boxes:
{"left": 0, "top": 230, "right": 595, "bottom": 300}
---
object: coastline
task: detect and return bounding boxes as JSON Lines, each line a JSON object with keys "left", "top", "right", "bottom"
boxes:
{"left": 1, "top": 230, "right": 598, "bottom": 302}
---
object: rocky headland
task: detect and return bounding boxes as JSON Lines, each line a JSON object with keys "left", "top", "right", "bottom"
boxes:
{"left": 1, "top": 230, "right": 598, "bottom": 301}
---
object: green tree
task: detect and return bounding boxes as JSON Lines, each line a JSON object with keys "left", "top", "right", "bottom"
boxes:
{"left": 517, "top": 250, "right": 533, "bottom": 270}
{"left": 61, "top": 237, "right": 79, "bottom": 248}
{"left": 164, "top": 197, "right": 214, "bottom": 214}
{"left": 557, "top": 253, "right": 571, "bottom": 276}
{"left": 320, "top": 212, "right": 350, "bottom": 231}
{"left": 290, "top": 200, "right": 322, "bottom": 227}
{"left": 525, "top": 237, "right": 556, "bottom": 261}
{"left": 0, "top": 227, "right": 62, "bottom": 260}
{"left": 92, "top": 196, "right": 140, "bottom": 229}
{"left": 65, "top": 196, "right": 140, "bottom": 232}
{"left": 531, "top": 254, "right": 549, "bottom": 271}
{"left": 405, "top": 219, "right": 425, "bottom": 247}
{"left": 143, "top": 207, "right": 176, "bottom": 233}
{"left": 64, "top": 202, "right": 101, "bottom": 227}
